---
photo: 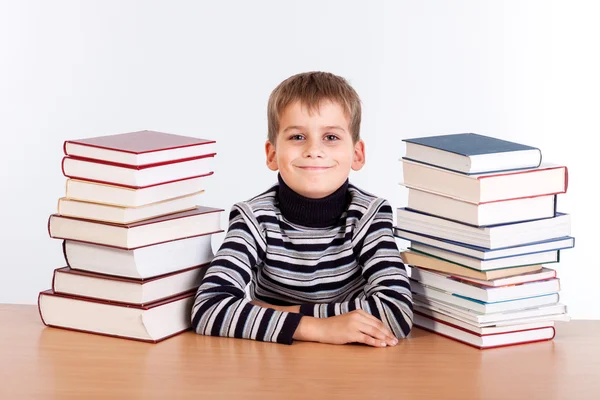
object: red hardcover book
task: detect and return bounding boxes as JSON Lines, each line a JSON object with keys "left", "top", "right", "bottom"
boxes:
{"left": 413, "top": 311, "right": 556, "bottom": 350}
{"left": 64, "top": 130, "right": 216, "bottom": 166}
{"left": 48, "top": 206, "right": 224, "bottom": 250}
{"left": 38, "top": 289, "right": 197, "bottom": 343}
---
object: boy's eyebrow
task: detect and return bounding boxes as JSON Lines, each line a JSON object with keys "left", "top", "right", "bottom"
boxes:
{"left": 323, "top": 125, "right": 346, "bottom": 132}
{"left": 282, "top": 125, "right": 305, "bottom": 132}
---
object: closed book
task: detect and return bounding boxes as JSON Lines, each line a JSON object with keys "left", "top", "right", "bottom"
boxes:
{"left": 411, "top": 282, "right": 560, "bottom": 314}
{"left": 62, "top": 154, "right": 215, "bottom": 189}
{"left": 394, "top": 229, "right": 574, "bottom": 260}
{"left": 413, "top": 312, "right": 555, "bottom": 349}
{"left": 49, "top": 206, "right": 223, "bottom": 250}
{"left": 63, "top": 235, "right": 215, "bottom": 279}
{"left": 65, "top": 175, "right": 211, "bottom": 208}
{"left": 406, "top": 187, "right": 556, "bottom": 226}
{"left": 414, "top": 308, "right": 564, "bottom": 334}
{"left": 403, "top": 133, "right": 541, "bottom": 174}
{"left": 414, "top": 299, "right": 568, "bottom": 325}
{"left": 57, "top": 191, "right": 203, "bottom": 224}
{"left": 395, "top": 208, "right": 571, "bottom": 249}
{"left": 451, "top": 267, "right": 557, "bottom": 288}
{"left": 401, "top": 159, "right": 568, "bottom": 203}
{"left": 400, "top": 250, "right": 544, "bottom": 279}
{"left": 64, "top": 130, "right": 216, "bottom": 166}
{"left": 38, "top": 289, "right": 196, "bottom": 343}
{"left": 52, "top": 265, "right": 208, "bottom": 305}
{"left": 405, "top": 244, "right": 559, "bottom": 271}
{"left": 407, "top": 265, "right": 560, "bottom": 303}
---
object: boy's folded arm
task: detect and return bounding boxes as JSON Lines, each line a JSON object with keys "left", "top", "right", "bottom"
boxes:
{"left": 191, "top": 206, "right": 303, "bottom": 345}
{"left": 297, "top": 201, "right": 414, "bottom": 339}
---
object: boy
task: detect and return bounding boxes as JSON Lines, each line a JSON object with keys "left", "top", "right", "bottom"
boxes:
{"left": 191, "top": 71, "right": 413, "bottom": 347}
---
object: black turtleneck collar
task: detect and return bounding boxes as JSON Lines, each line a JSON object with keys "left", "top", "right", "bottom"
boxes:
{"left": 277, "top": 173, "right": 350, "bottom": 228}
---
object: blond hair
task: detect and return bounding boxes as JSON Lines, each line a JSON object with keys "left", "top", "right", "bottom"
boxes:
{"left": 267, "top": 71, "right": 362, "bottom": 144}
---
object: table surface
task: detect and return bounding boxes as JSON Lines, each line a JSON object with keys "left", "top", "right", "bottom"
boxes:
{"left": 1, "top": 304, "right": 599, "bottom": 400}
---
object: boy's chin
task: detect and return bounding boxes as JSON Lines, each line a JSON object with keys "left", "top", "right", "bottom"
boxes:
{"left": 293, "top": 183, "right": 345, "bottom": 199}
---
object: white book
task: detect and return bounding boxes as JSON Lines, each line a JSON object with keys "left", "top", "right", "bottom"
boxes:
{"left": 38, "top": 290, "right": 195, "bottom": 343}
{"left": 407, "top": 266, "right": 560, "bottom": 303}
{"left": 62, "top": 155, "right": 214, "bottom": 188}
{"left": 414, "top": 302, "right": 569, "bottom": 327}
{"left": 401, "top": 159, "right": 567, "bottom": 203}
{"left": 396, "top": 208, "right": 571, "bottom": 249}
{"left": 58, "top": 191, "right": 203, "bottom": 224}
{"left": 413, "top": 312, "right": 555, "bottom": 349}
{"left": 64, "top": 235, "right": 214, "bottom": 279}
{"left": 65, "top": 175, "right": 211, "bottom": 208}
{"left": 406, "top": 187, "right": 556, "bottom": 226}
{"left": 49, "top": 206, "right": 223, "bottom": 250}
{"left": 53, "top": 265, "right": 208, "bottom": 305}
{"left": 411, "top": 281, "right": 560, "bottom": 314}
{"left": 414, "top": 308, "right": 561, "bottom": 335}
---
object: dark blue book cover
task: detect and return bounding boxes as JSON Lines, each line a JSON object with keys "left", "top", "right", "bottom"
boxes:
{"left": 403, "top": 133, "right": 540, "bottom": 156}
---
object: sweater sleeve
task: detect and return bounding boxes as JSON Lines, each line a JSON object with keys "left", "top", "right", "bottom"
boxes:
{"left": 298, "top": 200, "right": 413, "bottom": 338}
{"left": 191, "top": 204, "right": 303, "bottom": 344}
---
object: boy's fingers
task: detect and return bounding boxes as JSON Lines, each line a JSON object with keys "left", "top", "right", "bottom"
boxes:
{"left": 356, "top": 333, "right": 387, "bottom": 348}
{"left": 355, "top": 311, "right": 395, "bottom": 339}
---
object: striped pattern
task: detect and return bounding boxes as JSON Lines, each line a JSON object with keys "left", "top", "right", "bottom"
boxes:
{"left": 191, "top": 184, "right": 413, "bottom": 344}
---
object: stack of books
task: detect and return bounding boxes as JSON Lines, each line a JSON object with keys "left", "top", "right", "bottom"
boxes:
{"left": 395, "top": 133, "right": 574, "bottom": 349}
{"left": 38, "top": 130, "right": 224, "bottom": 343}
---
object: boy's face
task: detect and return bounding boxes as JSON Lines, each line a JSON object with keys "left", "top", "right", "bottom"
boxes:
{"left": 265, "top": 100, "right": 365, "bottom": 199}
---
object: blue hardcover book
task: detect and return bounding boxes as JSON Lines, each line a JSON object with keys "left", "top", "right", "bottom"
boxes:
{"left": 403, "top": 133, "right": 542, "bottom": 175}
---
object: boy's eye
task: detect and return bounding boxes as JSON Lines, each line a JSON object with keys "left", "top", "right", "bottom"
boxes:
{"left": 324, "top": 134, "right": 339, "bottom": 141}
{"left": 289, "top": 134, "right": 305, "bottom": 140}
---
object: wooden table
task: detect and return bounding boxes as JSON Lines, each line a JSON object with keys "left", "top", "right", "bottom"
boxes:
{"left": 1, "top": 305, "right": 599, "bottom": 399}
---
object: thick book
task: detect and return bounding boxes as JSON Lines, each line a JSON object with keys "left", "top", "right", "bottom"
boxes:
{"left": 452, "top": 267, "right": 557, "bottom": 288}
{"left": 63, "top": 235, "right": 215, "bottom": 279}
{"left": 404, "top": 244, "right": 559, "bottom": 271}
{"left": 414, "top": 298, "right": 568, "bottom": 325}
{"left": 57, "top": 191, "right": 203, "bottom": 224}
{"left": 63, "top": 130, "right": 216, "bottom": 166}
{"left": 407, "top": 265, "right": 560, "bottom": 303}
{"left": 38, "top": 289, "right": 196, "bottom": 343}
{"left": 401, "top": 159, "right": 567, "bottom": 203}
{"left": 395, "top": 208, "right": 571, "bottom": 249}
{"left": 52, "top": 265, "right": 208, "bottom": 305}
{"left": 415, "top": 308, "right": 564, "bottom": 334}
{"left": 394, "top": 228, "right": 575, "bottom": 260}
{"left": 411, "top": 282, "right": 560, "bottom": 314}
{"left": 62, "top": 154, "right": 215, "bottom": 189}
{"left": 406, "top": 187, "right": 556, "bottom": 227}
{"left": 413, "top": 312, "right": 556, "bottom": 349}
{"left": 65, "top": 175, "right": 212, "bottom": 208}
{"left": 400, "top": 250, "right": 544, "bottom": 279}
{"left": 402, "top": 133, "right": 542, "bottom": 175}
{"left": 49, "top": 206, "right": 223, "bottom": 250}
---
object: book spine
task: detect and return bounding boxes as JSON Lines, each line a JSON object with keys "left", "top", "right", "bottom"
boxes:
{"left": 67, "top": 152, "right": 217, "bottom": 170}
{"left": 62, "top": 240, "right": 71, "bottom": 267}
{"left": 37, "top": 292, "right": 48, "bottom": 327}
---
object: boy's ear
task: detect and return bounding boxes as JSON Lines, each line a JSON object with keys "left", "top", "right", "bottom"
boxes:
{"left": 265, "top": 140, "right": 279, "bottom": 171}
{"left": 351, "top": 140, "right": 366, "bottom": 171}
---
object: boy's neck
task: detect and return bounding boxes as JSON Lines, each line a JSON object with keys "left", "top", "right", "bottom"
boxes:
{"left": 277, "top": 173, "right": 350, "bottom": 228}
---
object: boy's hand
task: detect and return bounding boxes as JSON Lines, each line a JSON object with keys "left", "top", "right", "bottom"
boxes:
{"left": 295, "top": 310, "right": 398, "bottom": 348}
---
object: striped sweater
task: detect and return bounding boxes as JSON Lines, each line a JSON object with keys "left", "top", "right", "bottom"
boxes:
{"left": 191, "top": 179, "right": 413, "bottom": 344}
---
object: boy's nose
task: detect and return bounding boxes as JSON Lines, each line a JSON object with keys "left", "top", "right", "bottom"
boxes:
{"left": 303, "top": 139, "right": 325, "bottom": 158}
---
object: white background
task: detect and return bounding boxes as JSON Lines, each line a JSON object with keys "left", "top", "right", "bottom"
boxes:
{"left": 1, "top": 1, "right": 598, "bottom": 318}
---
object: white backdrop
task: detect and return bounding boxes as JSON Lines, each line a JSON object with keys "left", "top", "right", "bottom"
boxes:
{"left": 1, "top": 0, "right": 598, "bottom": 318}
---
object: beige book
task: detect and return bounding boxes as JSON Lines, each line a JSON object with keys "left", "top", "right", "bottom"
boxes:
{"left": 400, "top": 250, "right": 542, "bottom": 281}
{"left": 58, "top": 191, "right": 203, "bottom": 224}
